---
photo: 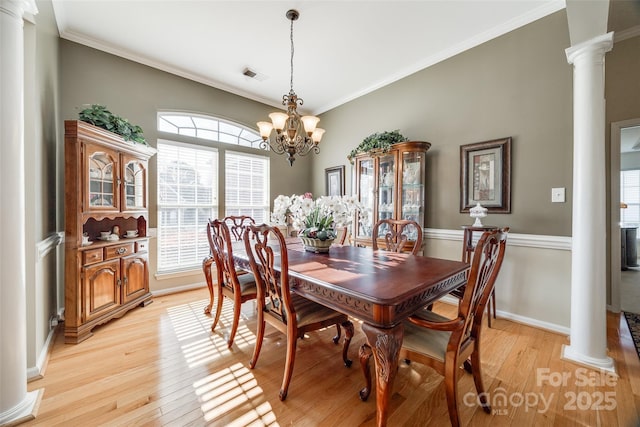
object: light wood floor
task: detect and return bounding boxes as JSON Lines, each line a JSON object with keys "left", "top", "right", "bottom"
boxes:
{"left": 26, "top": 288, "right": 640, "bottom": 426}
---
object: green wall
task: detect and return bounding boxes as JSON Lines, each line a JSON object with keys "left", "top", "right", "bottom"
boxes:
{"left": 59, "top": 39, "right": 314, "bottom": 226}
{"left": 314, "top": 10, "right": 574, "bottom": 236}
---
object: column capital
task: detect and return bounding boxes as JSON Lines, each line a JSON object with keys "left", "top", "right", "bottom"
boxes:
{"left": 0, "top": 0, "right": 37, "bottom": 19}
{"left": 565, "top": 32, "right": 614, "bottom": 65}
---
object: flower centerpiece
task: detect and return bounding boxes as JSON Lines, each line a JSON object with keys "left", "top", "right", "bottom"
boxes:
{"left": 271, "top": 193, "right": 369, "bottom": 253}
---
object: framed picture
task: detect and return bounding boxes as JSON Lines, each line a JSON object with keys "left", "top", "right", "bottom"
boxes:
{"left": 325, "top": 165, "right": 345, "bottom": 197}
{"left": 460, "top": 137, "right": 512, "bottom": 213}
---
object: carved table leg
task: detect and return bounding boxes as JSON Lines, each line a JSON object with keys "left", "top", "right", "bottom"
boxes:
{"left": 359, "top": 343, "right": 372, "bottom": 401}
{"left": 361, "top": 322, "right": 404, "bottom": 427}
{"left": 202, "top": 255, "right": 214, "bottom": 314}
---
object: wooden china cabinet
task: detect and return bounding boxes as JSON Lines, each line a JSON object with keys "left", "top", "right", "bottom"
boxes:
{"left": 64, "top": 120, "right": 156, "bottom": 343}
{"left": 353, "top": 141, "right": 431, "bottom": 250}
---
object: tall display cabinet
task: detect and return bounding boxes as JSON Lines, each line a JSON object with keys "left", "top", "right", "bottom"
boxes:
{"left": 353, "top": 141, "right": 431, "bottom": 250}
{"left": 64, "top": 120, "right": 156, "bottom": 344}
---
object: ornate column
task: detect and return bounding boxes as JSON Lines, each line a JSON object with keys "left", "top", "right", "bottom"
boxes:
{"left": 561, "top": 32, "right": 615, "bottom": 373}
{"left": 0, "top": 0, "right": 41, "bottom": 425}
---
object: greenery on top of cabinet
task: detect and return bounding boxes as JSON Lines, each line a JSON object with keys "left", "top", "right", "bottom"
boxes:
{"left": 78, "top": 104, "right": 147, "bottom": 145}
{"left": 347, "top": 130, "right": 408, "bottom": 163}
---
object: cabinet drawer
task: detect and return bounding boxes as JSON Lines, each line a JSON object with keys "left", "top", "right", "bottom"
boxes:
{"left": 104, "top": 243, "right": 135, "bottom": 260}
{"left": 136, "top": 239, "right": 148, "bottom": 253}
{"left": 83, "top": 248, "right": 104, "bottom": 265}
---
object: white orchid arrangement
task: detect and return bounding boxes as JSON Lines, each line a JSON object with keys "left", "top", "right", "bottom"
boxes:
{"left": 271, "top": 193, "right": 369, "bottom": 240}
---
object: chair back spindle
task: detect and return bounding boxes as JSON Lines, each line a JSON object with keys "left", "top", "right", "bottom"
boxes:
{"left": 372, "top": 218, "right": 423, "bottom": 255}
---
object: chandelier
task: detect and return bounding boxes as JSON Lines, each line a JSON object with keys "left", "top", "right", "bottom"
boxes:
{"left": 257, "top": 9, "right": 324, "bottom": 166}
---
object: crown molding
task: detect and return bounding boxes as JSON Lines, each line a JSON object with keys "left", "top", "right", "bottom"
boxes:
{"left": 316, "top": 0, "right": 567, "bottom": 114}
{"left": 614, "top": 25, "right": 640, "bottom": 43}
{"left": 58, "top": 29, "right": 284, "bottom": 111}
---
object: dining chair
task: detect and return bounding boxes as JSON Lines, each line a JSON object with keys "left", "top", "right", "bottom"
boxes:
{"left": 336, "top": 225, "right": 349, "bottom": 245}
{"left": 359, "top": 228, "right": 508, "bottom": 427}
{"left": 224, "top": 215, "right": 256, "bottom": 242}
{"left": 452, "top": 226, "right": 509, "bottom": 328}
{"left": 205, "top": 218, "right": 258, "bottom": 348}
{"left": 371, "top": 218, "right": 423, "bottom": 255}
{"left": 243, "top": 223, "right": 354, "bottom": 401}
{"left": 223, "top": 215, "right": 256, "bottom": 276}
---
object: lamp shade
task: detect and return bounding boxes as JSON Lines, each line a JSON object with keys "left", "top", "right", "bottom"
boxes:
{"left": 311, "top": 128, "right": 325, "bottom": 143}
{"left": 269, "top": 112, "right": 289, "bottom": 131}
{"left": 257, "top": 121, "right": 274, "bottom": 139}
{"left": 301, "top": 116, "right": 320, "bottom": 134}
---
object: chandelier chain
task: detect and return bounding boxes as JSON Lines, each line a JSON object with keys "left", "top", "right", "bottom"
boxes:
{"left": 290, "top": 17, "right": 294, "bottom": 93}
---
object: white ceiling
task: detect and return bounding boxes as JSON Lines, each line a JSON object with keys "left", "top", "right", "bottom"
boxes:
{"left": 51, "top": 0, "right": 569, "bottom": 115}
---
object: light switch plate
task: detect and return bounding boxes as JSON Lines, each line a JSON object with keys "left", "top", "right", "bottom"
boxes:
{"left": 552, "top": 187, "right": 565, "bottom": 203}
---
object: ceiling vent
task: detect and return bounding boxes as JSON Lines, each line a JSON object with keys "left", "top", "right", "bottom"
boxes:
{"left": 243, "top": 67, "right": 267, "bottom": 82}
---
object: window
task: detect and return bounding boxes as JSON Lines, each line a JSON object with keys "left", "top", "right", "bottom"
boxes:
{"left": 156, "top": 113, "right": 271, "bottom": 274}
{"left": 158, "top": 112, "right": 264, "bottom": 149}
{"left": 157, "top": 140, "right": 218, "bottom": 273}
{"left": 622, "top": 170, "right": 640, "bottom": 224}
{"left": 225, "top": 151, "right": 270, "bottom": 222}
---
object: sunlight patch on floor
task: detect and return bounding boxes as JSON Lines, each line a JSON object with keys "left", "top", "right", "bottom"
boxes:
{"left": 166, "top": 297, "right": 278, "bottom": 425}
{"left": 195, "top": 363, "right": 278, "bottom": 426}
{"left": 166, "top": 298, "right": 259, "bottom": 367}
{"left": 167, "top": 300, "right": 212, "bottom": 341}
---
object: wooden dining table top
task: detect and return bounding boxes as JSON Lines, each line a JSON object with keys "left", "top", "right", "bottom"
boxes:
{"left": 232, "top": 239, "right": 469, "bottom": 328}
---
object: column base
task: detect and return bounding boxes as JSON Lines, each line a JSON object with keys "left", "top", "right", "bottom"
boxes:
{"left": 0, "top": 389, "right": 43, "bottom": 427}
{"left": 561, "top": 344, "right": 616, "bottom": 375}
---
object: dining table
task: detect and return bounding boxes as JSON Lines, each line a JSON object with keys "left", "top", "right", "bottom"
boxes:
{"left": 229, "top": 238, "right": 469, "bottom": 427}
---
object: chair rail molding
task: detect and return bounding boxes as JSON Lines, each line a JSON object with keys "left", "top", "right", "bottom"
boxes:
{"left": 424, "top": 228, "right": 572, "bottom": 251}
{"left": 36, "top": 231, "right": 64, "bottom": 261}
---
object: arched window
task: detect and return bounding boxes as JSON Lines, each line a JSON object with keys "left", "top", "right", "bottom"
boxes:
{"left": 158, "top": 112, "right": 264, "bottom": 149}
{"left": 156, "top": 113, "right": 269, "bottom": 274}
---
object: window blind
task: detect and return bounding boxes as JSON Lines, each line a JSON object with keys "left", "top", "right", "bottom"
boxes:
{"left": 622, "top": 169, "right": 640, "bottom": 225}
{"left": 157, "top": 140, "right": 218, "bottom": 272}
{"left": 225, "top": 151, "right": 270, "bottom": 223}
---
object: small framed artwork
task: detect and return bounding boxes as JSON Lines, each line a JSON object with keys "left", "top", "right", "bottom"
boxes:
{"left": 460, "top": 137, "right": 512, "bottom": 213}
{"left": 325, "top": 165, "right": 345, "bottom": 197}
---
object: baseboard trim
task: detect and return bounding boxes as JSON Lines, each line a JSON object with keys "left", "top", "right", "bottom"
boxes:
{"left": 438, "top": 295, "right": 570, "bottom": 335}
{"left": 151, "top": 281, "right": 208, "bottom": 297}
{"left": 27, "top": 324, "right": 58, "bottom": 382}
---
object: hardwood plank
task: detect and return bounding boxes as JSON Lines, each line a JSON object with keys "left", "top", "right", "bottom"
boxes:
{"left": 24, "top": 291, "right": 640, "bottom": 427}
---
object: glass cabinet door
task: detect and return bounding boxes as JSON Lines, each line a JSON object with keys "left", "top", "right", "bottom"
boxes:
{"left": 87, "top": 148, "right": 118, "bottom": 211}
{"left": 377, "top": 153, "right": 396, "bottom": 222}
{"left": 356, "top": 158, "right": 375, "bottom": 238}
{"left": 123, "top": 158, "right": 147, "bottom": 211}
{"left": 401, "top": 150, "right": 426, "bottom": 241}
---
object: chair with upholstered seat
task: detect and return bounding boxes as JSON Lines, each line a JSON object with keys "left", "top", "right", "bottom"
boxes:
{"left": 359, "top": 228, "right": 508, "bottom": 427}
{"left": 372, "top": 218, "right": 423, "bottom": 255}
{"left": 204, "top": 218, "right": 258, "bottom": 348}
{"left": 451, "top": 226, "right": 509, "bottom": 328}
{"left": 243, "top": 224, "right": 354, "bottom": 401}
